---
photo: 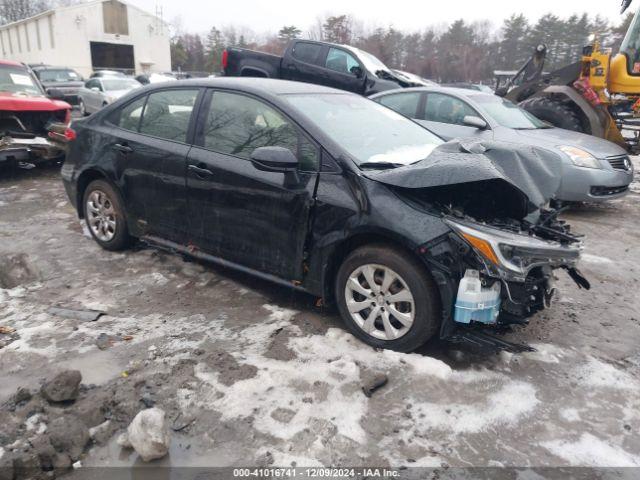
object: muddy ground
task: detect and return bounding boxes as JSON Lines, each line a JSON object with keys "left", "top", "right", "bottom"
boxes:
{"left": 0, "top": 160, "right": 639, "bottom": 477}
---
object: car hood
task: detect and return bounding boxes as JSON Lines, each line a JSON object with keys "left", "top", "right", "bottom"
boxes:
{"left": 503, "top": 127, "right": 628, "bottom": 159}
{"left": 363, "top": 139, "right": 563, "bottom": 219}
{"left": 0, "top": 91, "right": 70, "bottom": 111}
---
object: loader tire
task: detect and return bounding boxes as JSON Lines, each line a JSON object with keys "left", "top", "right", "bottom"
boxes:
{"left": 519, "top": 97, "right": 583, "bottom": 132}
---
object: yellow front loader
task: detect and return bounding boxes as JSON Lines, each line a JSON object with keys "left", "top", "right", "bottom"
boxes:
{"left": 498, "top": 0, "right": 640, "bottom": 153}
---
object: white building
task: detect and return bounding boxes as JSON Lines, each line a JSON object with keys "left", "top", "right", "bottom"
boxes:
{"left": 0, "top": 0, "right": 171, "bottom": 77}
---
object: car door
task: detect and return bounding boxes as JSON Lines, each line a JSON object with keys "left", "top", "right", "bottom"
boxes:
{"left": 318, "top": 47, "right": 366, "bottom": 93}
{"left": 281, "top": 41, "right": 326, "bottom": 85}
{"left": 418, "top": 92, "right": 492, "bottom": 141}
{"left": 186, "top": 89, "right": 320, "bottom": 281}
{"left": 105, "top": 88, "right": 201, "bottom": 242}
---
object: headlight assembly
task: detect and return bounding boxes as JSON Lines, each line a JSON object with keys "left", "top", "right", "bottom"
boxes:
{"left": 558, "top": 146, "right": 601, "bottom": 169}
{"left": 444, "top": 218, "right": 581, "bottom": 282}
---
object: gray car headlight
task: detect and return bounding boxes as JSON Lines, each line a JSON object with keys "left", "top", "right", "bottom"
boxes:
{"left": 558, "top": 146, "right": 601, "bottom": 169}
{"left": 444, "top": 218, "right": 581, "bottom": 282}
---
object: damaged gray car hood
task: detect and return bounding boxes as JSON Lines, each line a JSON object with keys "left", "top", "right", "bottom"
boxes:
{"left": 363, "top": 139, "right": 563, "bottom": 209}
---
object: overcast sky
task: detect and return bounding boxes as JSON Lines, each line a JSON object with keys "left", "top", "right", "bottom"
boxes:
{"left": 128, "top": 0, "right": 629, "bottom": 36}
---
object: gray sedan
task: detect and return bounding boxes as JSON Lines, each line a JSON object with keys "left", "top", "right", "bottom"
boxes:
{"left": 370, "top": 87, "right": 634, "bottom": 202}
{"left": 78, "top": 77, "right": 141, "bottom": 116}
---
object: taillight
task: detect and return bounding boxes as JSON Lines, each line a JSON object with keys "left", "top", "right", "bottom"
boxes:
{"left": 221, "top": 50, "right": 228, "bottom": 70}
{"left": 64, "top": 127, "right": 77, "bottom": 141}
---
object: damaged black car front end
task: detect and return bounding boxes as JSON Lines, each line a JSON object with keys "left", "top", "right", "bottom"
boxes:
{"left": 364, "top": 139, "right": 590, "bottom": 339}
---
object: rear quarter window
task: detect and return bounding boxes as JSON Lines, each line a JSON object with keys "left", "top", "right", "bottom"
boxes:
{"left": 138, "top": 89, "right": 199, "bottom": 143}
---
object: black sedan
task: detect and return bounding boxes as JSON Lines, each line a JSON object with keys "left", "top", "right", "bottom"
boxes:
{"left": 61, "top": 78, "right": 586, "bottom": 352}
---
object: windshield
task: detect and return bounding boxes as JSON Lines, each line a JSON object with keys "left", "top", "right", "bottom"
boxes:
{"left": 474, "top": 94, "right": 548, "bottom": 129}
{"left": 102, "top": 78, "right": 140, "bottom": 91}
{"left": 347, "top": 46, "right": 391, "bottom": 76}
{"left": 37, "top": 69, "right": 81, "bottom": 83}
{"left": 285, "top": 93, "right": 442, "bottom": 167}
{"left": 0, "top": 65, "right": 43, "bottom": 95}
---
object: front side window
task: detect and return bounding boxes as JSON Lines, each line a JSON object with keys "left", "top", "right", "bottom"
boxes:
{"left": 138, "top": 89, "right": 199, "bottom": 142}
{"left": 203, "top": 91, "right": 318, "bottom": 171}
{"left": 291, "top": 42, "right": 322, "bottom": 65}
{"left": 423, "top": 93, "right": 478, "bottom": 126}
{"left": 325, "top": 48, "right": 360, "bottom": 75}
{"left": 377, "top": 92, "right": 421, "bottom": 118}
{"left": 285, "top": 93, "right": 442, "bottom": 167}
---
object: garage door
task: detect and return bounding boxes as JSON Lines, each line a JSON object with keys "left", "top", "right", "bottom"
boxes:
{"left": 90, "top": 41, "right": 134, "bottom": 74}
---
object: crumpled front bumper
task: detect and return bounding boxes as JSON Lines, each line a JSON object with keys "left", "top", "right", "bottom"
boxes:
{"left": 0, "top": 135, "right": 65, "bottom": 165}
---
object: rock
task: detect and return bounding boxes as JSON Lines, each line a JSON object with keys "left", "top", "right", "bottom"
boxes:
{"left": 48, "top": 415, "right": 89, "bottom": 461}
{"left": 52, "top": 453, "right": 71, "bottom": 471}
{"left": 116, "top": 432, "right": 132, "bottom": 449}
{"left": 126, "top": 408, "right": 170, "bottom": 462}
{"left": 41, "top": 370, "right": 82, "bottom": 403}
{"left": 13, "top": 388, "right": 31, "bottom": 405}
{"left": 361, "top": 373, "right": 388, "bottom": 398}
{"left": 140, "top": 393, "right": 155, "bottom": 409}
{"left": 72, "top": 461, "right": 82, "bottom": 469}
{"left": 29, "top": 435, "right": 56, "bottom": 471}
{"left": 95, "top": 333, "right": 110, "bottom": 350}
{"left": 88, "top": 420, "right": 114, "bottom": 445}
{"left": 0, "top": 448, "right": 14, "bottom": 480}
{"left": 11, "top": 450, "right": 41, "bottom": 480}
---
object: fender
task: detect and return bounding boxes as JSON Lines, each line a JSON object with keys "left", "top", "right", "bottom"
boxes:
{"left": 536, "top": 85, "right": 605, "bottom": 137}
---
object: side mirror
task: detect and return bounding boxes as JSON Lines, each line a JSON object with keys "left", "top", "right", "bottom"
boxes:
{"left": 47, "top": 88, "right": 65, "bottom": 100}
{"left": 351, "top": 66, "right": 364, "bottom": 79}
{"left": 250, "top": 146, "right": 298, "bottom": 172}
{"left": 463, "top": 115, "right": 488, "bottom": 130}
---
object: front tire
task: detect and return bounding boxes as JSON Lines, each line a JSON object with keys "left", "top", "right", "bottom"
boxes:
{"left": 519, "top": 97, "right": 583, "bottom": 132}
{"left": 82, "top": 179, "right": 132, "bottom": 251}
{"left": 78, "top": 98, "right": 87, "bottom": 116}
{"left": 335, "top": 245, "right": 441, "bottom": 352}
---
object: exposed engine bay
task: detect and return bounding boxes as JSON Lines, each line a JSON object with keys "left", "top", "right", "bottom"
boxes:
{"left": 0, "top": 109, "right": 68, "bottom": 165}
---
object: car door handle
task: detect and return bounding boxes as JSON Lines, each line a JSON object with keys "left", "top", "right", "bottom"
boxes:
{"left": 188, "top": 164, "right": 214, "bottom": 178}
{"left": 112, "top": 143, "right": 133, "bottom": 154}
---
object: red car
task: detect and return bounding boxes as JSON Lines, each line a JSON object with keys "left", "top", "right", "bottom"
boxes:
{"left": 0, "top": 60, "right": 73, "bottom": 167}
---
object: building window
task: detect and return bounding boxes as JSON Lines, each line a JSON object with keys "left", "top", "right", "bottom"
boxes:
{"left": 103, "top": 0, "right": 129, "bottom": 36}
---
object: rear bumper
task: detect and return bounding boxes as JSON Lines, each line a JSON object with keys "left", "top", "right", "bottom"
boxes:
{"left": 0, "top": 135, "right": 65, "bottom": 164}
{"left": 556, "top": 162, "right": 634, "bottom": 202}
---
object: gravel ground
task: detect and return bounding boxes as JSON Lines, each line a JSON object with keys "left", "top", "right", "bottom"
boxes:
{"left": 0, "top": 159, "right": 639, "bottom": 477}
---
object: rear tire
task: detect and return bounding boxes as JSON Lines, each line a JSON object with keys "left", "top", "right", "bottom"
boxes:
{"left": 78, "top": 98, "right": 87, "bottom": 116}
{"left": 82, "top": 179, "right": 132, "bottom": 251}
{"left": 335, "top": 244, "right": 441, "bottom": 352}
{"left": 519, "top": 97, "right": 583, "bottom": 132}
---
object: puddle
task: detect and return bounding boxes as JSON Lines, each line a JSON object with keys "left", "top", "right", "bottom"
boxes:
{"left": 59, "top": 349, "right": 127, "bottom": 386}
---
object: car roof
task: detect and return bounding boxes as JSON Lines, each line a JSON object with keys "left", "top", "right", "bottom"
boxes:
{"left": 371, "top": 86, "right": 488, "bottom": 99}
{"left": 146, "top": 77, "right": 349, "bottom": 96}
{"left": 0, "top": 59, "right": 24, "bottom": 67}
{"left": 32, "top": 65, "right": 77, "bottom": 71}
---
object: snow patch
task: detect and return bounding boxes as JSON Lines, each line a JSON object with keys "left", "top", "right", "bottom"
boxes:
{"left": 581, "top": 254, "right": 614, "bottom": 264}
{"left": 411, "top": 381, "right": 539, "bottom": 434}
{"left": 523, "top": 343, "right": 569, "bottom": 364}
{"left": 559, "top": 408, "right": 581, "bottom": 422}
{"left": 574, "top": 357, "right": 639, "bottom": 391}
{"left": 541, "top": 433, "right": 640, "bottom": 466}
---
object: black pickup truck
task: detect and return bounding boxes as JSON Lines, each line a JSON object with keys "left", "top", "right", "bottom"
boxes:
{"left": 222, "top": 39, "right": 424, "bottom": 95}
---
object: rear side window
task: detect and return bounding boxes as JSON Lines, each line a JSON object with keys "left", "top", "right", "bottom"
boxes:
{"left": 116, "top": 95, "right": 146, "bottom": 131}
{"left": 377, "top": 92, "right": 421, "bottom": 118}
{"left": 138, "top": 89, "right": 199, "bottom": 142}
{"left": 203, "top": 91, "right": 319, "bottom": 171}
{"left": 291, "top": 42, "right": 322, "bottom": 65}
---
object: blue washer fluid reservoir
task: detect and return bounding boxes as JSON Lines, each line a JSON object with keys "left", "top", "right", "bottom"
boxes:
{"left": 454, "top": 269, "right": 501, "bottom": 324}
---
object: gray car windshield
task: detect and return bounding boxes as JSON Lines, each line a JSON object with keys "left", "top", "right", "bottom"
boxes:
{"left": 285, "top": 93, "right": 442, "bottom": 167}
{"left": 102, "top": 79, "right": 140, "bottom": 91}
{"left": 474, "top": 94, "right": 549, "bottom": 129}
